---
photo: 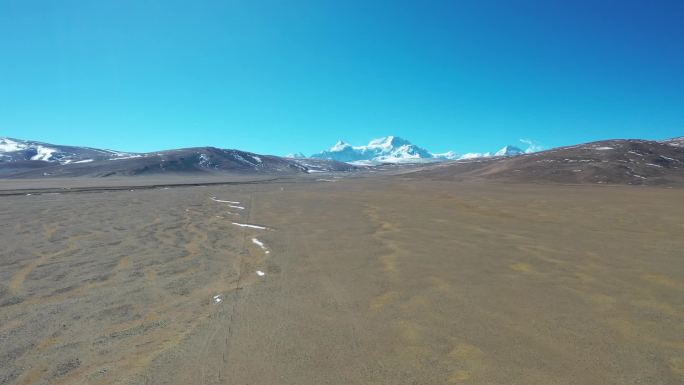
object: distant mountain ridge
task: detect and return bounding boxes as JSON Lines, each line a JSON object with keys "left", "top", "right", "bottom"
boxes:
{"left": 0, "top": 137, "right": 355, "bottom": 178}
{"left": 308, "top": 136, "right": 527, "bottom": 164}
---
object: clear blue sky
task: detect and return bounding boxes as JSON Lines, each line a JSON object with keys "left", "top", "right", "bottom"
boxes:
{"left": 1, "top": 0, "right": 682, "bottom": 156}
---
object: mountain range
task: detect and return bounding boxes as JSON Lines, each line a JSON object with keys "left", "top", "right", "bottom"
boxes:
{"left": 307, "top": 136, "right": 526, "bottom": 164}
{"left": 1, "top": 135, "right": 682, "bottom": 185}
{"left": 0, "top": 137, "right": 354, "bottom": 178}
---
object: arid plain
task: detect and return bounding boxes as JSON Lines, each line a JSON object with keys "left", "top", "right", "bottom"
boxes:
{"left": 1, "top": 175, "right": 683, "bottom": 385}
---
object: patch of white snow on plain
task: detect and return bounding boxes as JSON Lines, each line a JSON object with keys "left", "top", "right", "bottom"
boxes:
{"left": 256, "top": 270, "right": 265, "bottom": 277}
{"left": 646, "top": 163, "right": 663, "bottom": 168}
{"left": 232, "top": 222, "right": 268, "bottom": 230}
{"left": 632, "top": 174, "right": 647, "bottom": 179}
{"left": 660, "top": 155, "right": 678, "bottom": 162}
{"left": 252, "top": 238, "right": 270, "bottom": 253}
{"left": 73, "top": 159, "right": 94, "bottom": 164}
{"left": 212, "top": 294, "right": 224, "bottom": 304}
{"left": 594, "top": 147, "right": 614, "bottom": 150}
{"left": 228, "top": 205, "right": 245, "bottom": 210}
{"left": 211, "top": 197, "right": 241, "bottom": 204}
{"left": 316, "top": 179, "right": 336, "bottom": 182}
{"left": 627, "top": 151, "right": 644, "bottom": 157}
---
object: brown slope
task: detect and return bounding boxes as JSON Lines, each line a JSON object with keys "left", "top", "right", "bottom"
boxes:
{"left": 408, "top": 139, "right": 684, "bottom": 185}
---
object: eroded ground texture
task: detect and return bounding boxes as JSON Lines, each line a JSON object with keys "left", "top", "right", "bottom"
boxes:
{"left": 1, "top": 177, "right": 683, "bottom": 385}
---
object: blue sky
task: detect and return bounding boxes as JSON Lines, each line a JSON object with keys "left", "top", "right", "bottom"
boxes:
{"left": 0, "top": 0, "right": 682, "bottom": 156}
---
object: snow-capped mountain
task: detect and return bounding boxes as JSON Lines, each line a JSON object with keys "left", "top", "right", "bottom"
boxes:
{"left": 494, "top": 145, "right": 525, "bottom": 157}
{"left": 310, "top": 136, "right": 459, "bottom": 164}
{"left": 307, "top": 136, "right": 533, "bottom": 164}
{"left": 0, "top": 137, "right": 139, "bottom": 164}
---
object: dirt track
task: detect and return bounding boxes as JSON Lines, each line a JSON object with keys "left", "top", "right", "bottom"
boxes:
{"left": 1, "top": 177, "right": 683, "bottom": 384}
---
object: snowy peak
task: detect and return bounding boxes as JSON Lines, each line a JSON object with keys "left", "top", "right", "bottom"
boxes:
{"left": 494, "top": 145, "right": 525, "bottom": 157}
{"left": 330, "top": 140, "right": 351, "bottom": 151}
{"left": 310, "top": 136, "right": 449, "bottom": 164}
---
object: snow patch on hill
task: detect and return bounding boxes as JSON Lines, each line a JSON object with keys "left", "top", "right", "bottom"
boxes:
{"left": 0, "top": 138, "right": 28, "bottom": 152}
